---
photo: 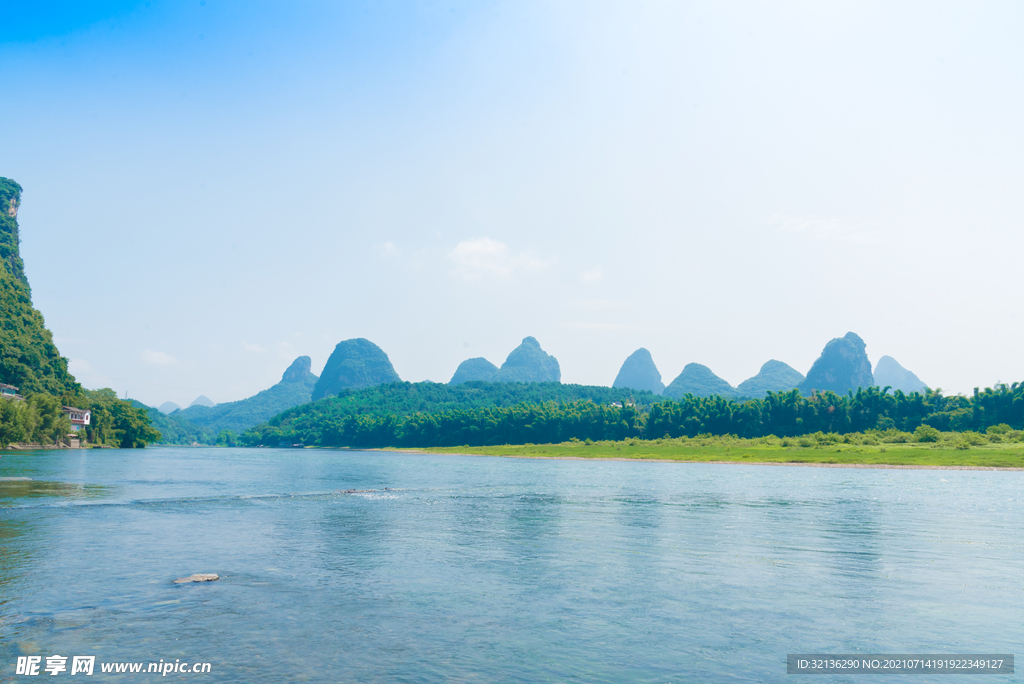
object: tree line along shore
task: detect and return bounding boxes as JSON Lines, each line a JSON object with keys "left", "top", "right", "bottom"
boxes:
{"left": 236, "top": 381, "right": 1024, "bottom": 457}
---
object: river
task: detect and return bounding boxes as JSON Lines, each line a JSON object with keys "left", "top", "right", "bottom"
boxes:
{"left": 1, "top": 447, "right": 1020, "bottom": 682}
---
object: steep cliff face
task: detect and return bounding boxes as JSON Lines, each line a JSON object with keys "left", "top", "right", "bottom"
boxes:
{"left": 799, "top": 332, "right": 874, "bottom": 395}
{"left": 736, "top": 360, "right": 804, "bottom": 398}
{"left": 0, "top": 177, "right": 27, "bottom": 289}
{"left": 612, "top": 348, "right": 664, "bottom": 395}
{"left": 663, "top": 363, "right": 737, "bottom": 399}
{"left": 874, "top": 355, "right": 927, "bottom": 394}
{"left": 0, "top": 177, "right": 79, "bottom": 395}
{"left": 491, "top": 337, "right": 561, "bottom": 383}
{"left": 449, "top": 357, "right": 498, "bottom": 385}
{"left": 281, "top": 355, "right": 315, "bottom": 383}
{"left": 312, "top": 338, "right": 401, "bottom": 400}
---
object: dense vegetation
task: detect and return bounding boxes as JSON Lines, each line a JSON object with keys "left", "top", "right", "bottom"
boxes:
{"left": 0, "top": 389, "right": 160, "bottom": 448}
{"left": 239, "top": 381, "right": 1024, "bottom": 449}
{"left": 239, "top": 380, "right": 660, "bottom": 446}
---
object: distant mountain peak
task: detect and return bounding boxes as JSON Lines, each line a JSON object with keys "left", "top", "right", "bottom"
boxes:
{"left": 158, "top": 401, "right": 181, "bottom": 414}
{"left": 189, "top": 395, "right": 216, "bottom": 408}
{"left": 664, "top": 363, "right": 737, "bottom": 399}
{"left": 613, "top": 348, "right": 664, "bottom": 395}
{"left": 874, "top": 355, "right": 927, "bottom": 394}
{"left": 736, "top": 360, "right": 804, "bottom": 398}
{"left": 312, "top": 338, "right": 401, "bottom": 400}
{"left": 281, "top": 356, "right": 315, "bottom": 383}
{"left": 799, "top": 331, "right": 873, "bottom": 395}
{"left": 492, "top": 337, "right": 560, "bottom": 384}
{"left": 450, "top": 357, "right": 498, "bottom": 385}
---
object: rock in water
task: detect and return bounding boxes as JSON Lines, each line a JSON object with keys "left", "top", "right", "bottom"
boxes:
{"left": 663, "top": 363, "right": 737, "bottom": 399}
{"left": 799, "top": 332, "right": 874, "bottom": 395}
{"left": 449, "top": 357, "right": 498, "bottom": 385}
{"left": 874, "top": 355, "right": 927, "bottom": 394}
{"left": 312, "top": 338, "right": 401, "bottom": 400}
{"left": 612, "top": 348, "right": 664, "bottom": 395}
{"left": 173, "top": 573, "right": 219, "bottom": 584}
{"left": 281, "top": 355, "right": 314, "bottom": 383}
{"left": 736, "top": 360, "right": 805, "bottom": 398}
{"left": 491, "top": 337, "right": 561, "bottom": 383}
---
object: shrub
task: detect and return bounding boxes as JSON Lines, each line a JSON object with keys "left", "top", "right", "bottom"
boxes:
{"left": 987, "top": 423, "right": 1012, "bottom": 435}
{"left": 880, "top": 428, "right": 912, "bottom": 444}
{"left": 961, "top": 431, "right": 988, "bottom": 446}
{"left": 814, "top": 431, "right": 841, "bottom": 445}
{"left": 914, "top": 425, "right": 941, "bottom": 443}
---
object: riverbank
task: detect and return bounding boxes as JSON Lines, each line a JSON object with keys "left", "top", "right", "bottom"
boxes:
{"left": 400, "top": 438, "right": 1024, "bottom": 469}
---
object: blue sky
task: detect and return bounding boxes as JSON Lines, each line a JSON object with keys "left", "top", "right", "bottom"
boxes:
{"left": 4, "top": 1, "right": 1023, "bottom": 406}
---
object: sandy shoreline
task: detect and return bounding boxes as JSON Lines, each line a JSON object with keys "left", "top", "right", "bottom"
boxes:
{"left": 387, "top": 449, "right": 1024, "bottom": 471}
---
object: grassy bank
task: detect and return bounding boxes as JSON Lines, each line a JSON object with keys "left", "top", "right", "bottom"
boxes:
{"left": 415, "top": 435, "right": 1024, "bottom": 468}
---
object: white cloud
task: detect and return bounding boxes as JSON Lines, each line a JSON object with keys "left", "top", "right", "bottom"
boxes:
{"left": 579, "top": 268, "right": 604, "bottom": 282}
{"left": 141, "top": 349, "right": 179, "bottom": 366}
{"left": 242, "top": 341, "right": 266, "bottom": 354}
{"left": 448, "top": 237, "right": 549, "bottom": 280}
{"left": 773, "top": 214, "right": 888, "bottom": 246}
{"left": 377, "top": 241, "right": 399, "bottom": 257}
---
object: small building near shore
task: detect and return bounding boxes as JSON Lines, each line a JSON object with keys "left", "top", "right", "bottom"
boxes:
{"left": 62, "top": 406, "right": 91, "bottom": 431}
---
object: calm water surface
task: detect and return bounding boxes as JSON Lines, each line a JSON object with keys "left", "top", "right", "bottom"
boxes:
{"left": 1, "top": 447, "right": 1021, "bottom": 682}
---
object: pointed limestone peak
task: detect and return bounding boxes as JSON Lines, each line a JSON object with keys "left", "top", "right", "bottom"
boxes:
{"left": 491, "top": 336, "right": 560, "bottom": 383}
{"left": 799, "top": 331, "right": 874, "bottom": 395}
{"left": 874, "top": 355, "right": 927, "bottom": 394}
{"left": 281, "top": 356, "right": 314, "bottom": 383}
{"left": 612, "top": 348, "right": 664, "bottom": 395}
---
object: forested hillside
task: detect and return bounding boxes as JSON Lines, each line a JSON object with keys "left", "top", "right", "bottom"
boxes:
{"left": 0, "top": 178, "right": 81, "bottom": 395}
{"left": 0, "top": 177, "right": 159, "bottom": 448}
{"left": 239, "top": 382, "right": 1024, "bottom": 449}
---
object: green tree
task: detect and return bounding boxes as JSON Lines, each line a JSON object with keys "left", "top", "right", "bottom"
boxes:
{"left": 0, "top": 398, "right": 27, "bottom": 447}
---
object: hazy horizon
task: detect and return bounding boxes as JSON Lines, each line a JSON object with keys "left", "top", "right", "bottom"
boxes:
{"left": 4, "top": 1, "right": 1022, "bottom": 407}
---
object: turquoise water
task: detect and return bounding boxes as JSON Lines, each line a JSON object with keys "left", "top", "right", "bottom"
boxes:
{"left": 1, "top": 447, "right": 1021, "bottom": 682}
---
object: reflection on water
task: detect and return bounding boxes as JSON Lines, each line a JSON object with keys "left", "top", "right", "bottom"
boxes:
{"left": 0, "top": 479, "right": 113, "bottom": 505}
{"left": 0, "top": 448, "right": 1022, "bottom": 683}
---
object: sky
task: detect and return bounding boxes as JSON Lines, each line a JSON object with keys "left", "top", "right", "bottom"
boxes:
{"left": 3, "top": 1, "right": 1023, "bottom": 407}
